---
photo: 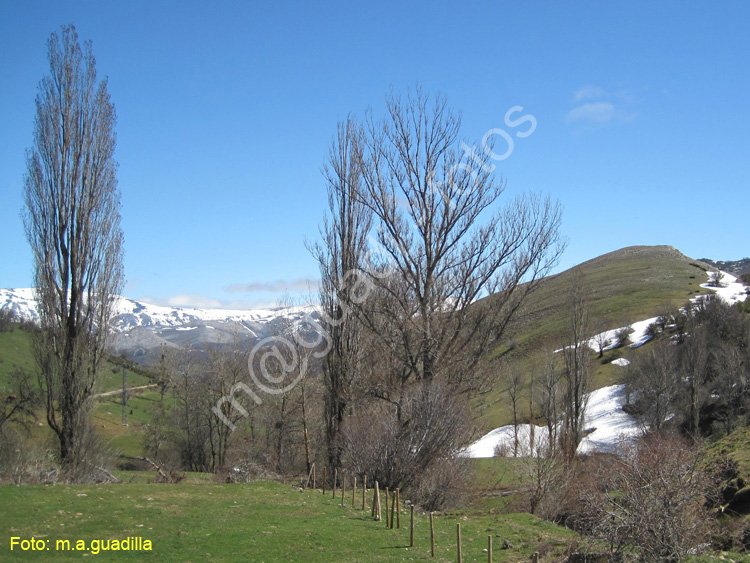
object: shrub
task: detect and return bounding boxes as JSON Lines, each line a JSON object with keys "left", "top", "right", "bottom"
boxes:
{"left": 576, "top": 433, "right": 714, "bottom": 561}
{"left": 614, "top": 327, "right": 633, "bottom": 348}
{"left": 339, "top": 381, "right": 474, "bottom": 510}
{"left": 0, "top": 309, "right": 18, "bottom": 332}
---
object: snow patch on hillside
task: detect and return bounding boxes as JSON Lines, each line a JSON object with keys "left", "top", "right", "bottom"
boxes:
{"left": 578, "top": 384, "right": 641, "bottom": 454}
{"left": 700, "top": 271, "right": 747, "bottom": 305}
{"left": 464, "top": 384, "right": 640, "bottom": 458}
{"left": 462, "top": 424, "right": 549, "bottom": 458}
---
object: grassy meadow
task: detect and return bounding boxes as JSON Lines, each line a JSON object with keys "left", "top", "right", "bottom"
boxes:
{"left": 1, "top": 479, "right": 576, "bottom": 561}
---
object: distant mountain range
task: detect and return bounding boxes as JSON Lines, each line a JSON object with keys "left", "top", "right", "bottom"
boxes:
{"left": 699, "top": 257, "right": 750, "bottom": 277}
{"left": 0, "top": 288, "right": 317, "bottom": 366}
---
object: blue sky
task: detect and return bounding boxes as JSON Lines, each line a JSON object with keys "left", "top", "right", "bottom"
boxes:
{"left": 1, "top": 1, "right": 748, "bottom": 309}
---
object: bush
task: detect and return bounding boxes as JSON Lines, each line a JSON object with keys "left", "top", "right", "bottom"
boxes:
{"left": 601, "top": 349, "right": 622, "bottom": 364}
{"left": 0, "top": 309, "right": 18, "bottom": 332}
{"left": 0, "top": 429, "right": 59, "bottom": 485}
{"left": 644, "top": 322, "right": 661, "bottom": 339}
{"left": 576, "top": 433, "right": 714, "bottom": 561}
{"left": 614, "top": 327, "right": 633, "bottom": 348}
{"left": 339, "top": 381, "right": 474, "bottom": 510}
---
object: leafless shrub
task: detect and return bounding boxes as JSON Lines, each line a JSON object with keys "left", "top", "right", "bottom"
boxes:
{"left": 0, "top": 309, "right": 19, "bottom": 332}
{"left": 215, "top": 460, "right": 282, "bottom": 484}
{"left": 410, "top": 455, "right": 475, "bottom": 512}
{"left": 514, "top": 444, "right": 566, "bottom": 517}
{"left": 0, "top": 430, "right": 59, "bottom": 485}
{"left": 614, "top": 327, "right": 633, "bottom": 348}
{"left": 576, "top": 433, "right": 714, "bottom": 561}
{"left": 61, "top": 426, "right": 119, "bottom": 484}
{"left": 2, "top": 418, "right": 116, "bottom": 485}
{"left": 339, "top": 380, "right": 474, "bottom": 510}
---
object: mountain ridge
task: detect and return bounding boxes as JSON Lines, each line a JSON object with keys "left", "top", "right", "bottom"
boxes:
{"left": 0, "top": 287, "right": 317, "bottom": 365}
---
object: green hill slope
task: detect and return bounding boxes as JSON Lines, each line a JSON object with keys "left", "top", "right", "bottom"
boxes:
{"left": 473, "top": 245, "right": 714, "bottom": 429}
{"left": 0, "top": 327, "right": 155, "bottom": 460}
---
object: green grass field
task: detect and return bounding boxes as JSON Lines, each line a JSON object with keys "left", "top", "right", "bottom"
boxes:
{"left": 0, "top": 328, "right": 151, "bottom": 394}
{"left": 0, "top": 329, "right": 36, "bottom": 384}
{"left": 0, "top": 479, "right": 576, "bottom": 561}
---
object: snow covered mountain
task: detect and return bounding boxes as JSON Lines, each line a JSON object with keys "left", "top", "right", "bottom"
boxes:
{"left": 0, "top": 288, "right": 319, "bottom": 365}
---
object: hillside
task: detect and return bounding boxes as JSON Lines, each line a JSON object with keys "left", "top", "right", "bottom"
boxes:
{"left": 0, "top": 245, "right": 719, "bottom": 371}
{"left": 497, "top": 245, "right": 711, "bottom": 352}
{"left": 473, "top": 245, "right": 718, "bottom": 428}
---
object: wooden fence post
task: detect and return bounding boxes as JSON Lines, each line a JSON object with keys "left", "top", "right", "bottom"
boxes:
{"left": 341, "top": 473, "right": 346, "bottom": 506}
{"left": 352, "top": 476, "right": 356, "bottom": 507}
{"left": 410, "top": 505, "right": 414, "bottom": 547}
{"left": 488, "top": 535, "right": 492, "bottom": 563}
{"left": 304, "top": 463, "right": 315, "bottom": 489}
{"left": 362, "top": 475, "right": 367, "bottom": 510}
{"left": 390, "top": 491, "right": 395, "bottom": 529}
{"left": 396, "top": 488, "right": 401, "bottom": 528}
{"left": 323, "top": 466, "right": 327, "bottom": 495}
{"left": 385, "top": 487, "right": 389, "bottom": 527}
{"left": 457, "top": 523, "right": 462, "bottom": 563}
{"left": 332, "top": 468, "right": 337, "bottom": 499}
{"left": 312, "top": 464, "right": 316, "bottom": 490}
{"left": 373, "top": 481, "right": 381, "bottom": 521}
{"left": 430, "top": 512, "right": 435, "bottom": 557}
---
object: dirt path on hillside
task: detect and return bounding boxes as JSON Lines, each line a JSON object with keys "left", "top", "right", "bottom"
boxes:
{"left": 94, "top": 384, "right": 157, "bottom": 398}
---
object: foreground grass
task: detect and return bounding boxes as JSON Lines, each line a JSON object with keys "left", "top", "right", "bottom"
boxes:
{"left": 1, "top": 479, "right": 576, "bottom": 561}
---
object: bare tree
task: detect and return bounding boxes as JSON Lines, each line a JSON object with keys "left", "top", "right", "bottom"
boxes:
{"left": 535, "top": 348, "right": 562, "bottom": 455}
{"left": 506, "top": 368, "right": 523, "bottom": 457}
{"left": 680, "top": 311, "right": 710, "bottom": 437}
{"left": 309, "top": 116, "right": 372, "bottom": 469}
{"left": 22, "top": 25, "right": 124, "bottom": 471}
{"left": 625, "top": 341, "right": 682, "bottom": 432}
{"left": 515, "top": 443, "right": 565, "bottom": 516}
{"left": 560, "top": 270, "right": 591, "bottom": 461}
{"left": 171, "top": 349, "right": 210, "bottom": 472}
{"left": 206, "top": 332, "right": 252, "bottom": 470}
{"left": 314, "top": 89, "right": 564, "bottom": 501}
{"left": 356, "top": 89, "right": 565, "bottom": 393}
{"left": 591, "top": 319, "right": 611, "bottom": 358}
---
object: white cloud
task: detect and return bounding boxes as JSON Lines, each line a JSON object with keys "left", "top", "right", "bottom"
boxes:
{"left": 138, "top": 294, "right": 285, "bottom": 310}
{"left": 166, "top": 294, "right": 224, "bottom": 309}
{"left": 566, "top": 101, "right": 617, "bottom": 124}
{"left": 572, "top": 85, "right": 607, "bottom": 102}
{"left": 225, "top": 277, "right": 318, "bottom": 294}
